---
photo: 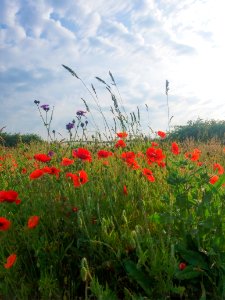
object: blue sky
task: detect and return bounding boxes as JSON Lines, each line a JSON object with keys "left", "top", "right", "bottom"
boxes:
{"left": 0, "top": 0, "right": 224, "bottom": 139}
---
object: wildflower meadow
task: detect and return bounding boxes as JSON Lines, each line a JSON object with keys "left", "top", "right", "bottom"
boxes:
{"left": 1, "top": 67, "right": 225, "bottom": 300}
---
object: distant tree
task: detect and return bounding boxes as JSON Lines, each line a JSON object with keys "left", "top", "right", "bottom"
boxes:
{"left": 0, "top": 132, "right": 43, "bottom": 147}
{"left": 168, "top": 118, "right": 225, "bottom": 143}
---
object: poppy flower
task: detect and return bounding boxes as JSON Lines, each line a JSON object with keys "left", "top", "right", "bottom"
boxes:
{"left": 213, "top": 163, "right": 224, "bottom": 175}
{"left": 179, "top": 262, "right": 187, "bottom": 270}
{"left": 157, "top": 131, "right": 166, "bottom": 139}
{"left": 115, "top": 139, "right": 126, "bottom": 148}
{"left": 66, "top": 170, "right": 88, "bottom": 187}
{"left": 0, "top": 190, "right": 21, "bottom": 204}
{"left": 4, "top": 253, "right": 17, "bottom": 269}
{"left": 0, "top": 217, "right": 11, "bottom": 231}
{"left": 146, "top": 147, "right": 165, "bottom": 164}
{"left": 121, "top": 151, "right": 140, "bottom": 169}
{"left": 123, "top": 185, "right": 128, "bottom": 195}
{"left": 209, "top": 175, "right": 219, "bottom": 185}
{"left": 117, "top": 132, "right": 128, "bottom": 138}
{"left": 61, "top": 157, "right": 74, "bottom": 166}
{"left": 151, "top": 142, "right": 158, "bottom": 147}
{"left": 171, "top": 142, "right": 180, "bottom": 155}
{"left": 27, "top": 216, "right": 39, "bottom": 229}
{"left": 34, "top": 154, "right": 51, "bottom": 163}
{"left": 29, "top": 169, "right": 44, "bottom": 180}
{"left": 97, "top": 150, "right": 113, "bottom": 159}
{"left": 185, "top": 148, "right": 201, "bottom": 161}
{"left": 142, "top": 168, "right": 155, "bottom": 182}
{"left": 72, "top": 148, "right": 92, "bottom": 162}
{"left": 42, "top": 166, "right": 61, "bottom": 178}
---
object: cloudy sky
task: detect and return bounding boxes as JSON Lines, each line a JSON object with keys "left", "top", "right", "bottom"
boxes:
{"left": 0, "top": 0, "right": 225, "bottom": 140}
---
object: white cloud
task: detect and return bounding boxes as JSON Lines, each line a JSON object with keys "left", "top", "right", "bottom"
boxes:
{"left": 1, "top": 0, "right": 225, "bottom": 139}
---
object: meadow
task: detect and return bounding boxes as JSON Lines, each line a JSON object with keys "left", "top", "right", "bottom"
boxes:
{"left": 1, "top": 68, "right": 225, "bottom": 300}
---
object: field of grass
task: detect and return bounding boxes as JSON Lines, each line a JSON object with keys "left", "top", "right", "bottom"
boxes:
{"left": 1, "top": 134, "right": 225, "bottom": 300}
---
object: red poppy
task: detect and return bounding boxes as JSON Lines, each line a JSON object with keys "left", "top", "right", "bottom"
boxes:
{"left": 72, "top": 207, "right": 79, "bottom": 212}
{"left": 146, "top": 147, "right": 165, "bottom": 164}
{"left": 34, "top": 154, "right": 51, "bottom": 163}
{"left": 171, "top": 142, "right": 180, "bottom": 155}
{"left": 66, "top": 170, "right": 88, "bottom": 187}
{"left": 29, "top": 169, "right": 44, "bottom": 180}
{"left": 97, "top": 150, "right": 113, "bottom": 159}
{"left": 27, "top": 216, "right": 39, "bottom": 229}
{"left": 157, "top": 131, "right": 166, "bottom": 139}
{"left": 117, "top": 132, "right": 128, "bottom": 138}
{"left": 123, "top": 185, "right": 128, "bottom": 195}
{"left": 4, "top": 253, "right": 17, "bottom": 269}
{"left": 21, "top": 168, "right": 27, "bottom": 174}
{"left": 72, "top": 148, "right": 92, "bottom": 162}
{"left": 61, "top": 157, "right": 74, "bottom": 166}
{"left": 115, "top": 139, "right": 126, "bottom": 148}
{"left": 185, "top": 148, "right": 201, "bottom": 161}
{"left": 0, "top": 217, "right": 11, "bottom": 231}
{"left": 42, "top": 166, "right": 61, "bottom": 178}
{"left": 121, "top": 151, "right": 140, "bottom": 169}
{"left": 179, "top": 262, "right": 187, "bottom": 270}
{"left": 0, "top": 190, "right": 21, "bottom": 204}
{"left": 213, "top": 163, "right": 224, "bottom": 175}
{"left": 151, "top": 142, "right": 158, "bottom": 147}
{"left": 209, "top": 175, "right": 219, "bottom": 185}
{"left": 142, "top": 168, "right": 155, "bottom": 182}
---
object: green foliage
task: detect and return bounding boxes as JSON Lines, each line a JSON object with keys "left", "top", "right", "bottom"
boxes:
{"left": 0, "top": 132, "right": 43, "bottom": 147}
{"left": 169, "top": 118, "right": 225, "bottom": 142}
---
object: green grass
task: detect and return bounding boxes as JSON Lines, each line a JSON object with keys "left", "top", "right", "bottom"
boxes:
{"left": 1, "top": 137, "right": 225, "bottom": 299}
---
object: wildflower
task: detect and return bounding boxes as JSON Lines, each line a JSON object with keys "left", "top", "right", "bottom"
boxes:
{"left": 209, "top": 175, "right": 219, "bottom": 185}
{"left": 0, "top": 190, "right": 21, "bottom": 204}
{"left": 142, "top": 168, "right": 155, "bottom": 182}
{"left": 66, "top": 170, "right": 88, "bottom": 187}
{"left": 117, "top": 132, "right": 128, "bottom": 138}
{"left": 123, "top": 185, "right": 128, "bottom": 195}
{"left": 34, "top": 100, "right": 40, "bottom": 105}
{"left": 72, "top": 148, "right": 92, "bottom": 162}
{"left": 40, "top": 104, "right": 50, "bottom": 112}
{"left": 157, "top": 131, "right": 166, "bottom": 139}
{"left": 185, "top": 149, "right": 201, "bottom": 161}
{"left": 151, "top": 142, "right": 158, "bottom": 147}
{"left": 66, "top": 122, "right": 74, "bottom": 131}
{"left": 27, "top": 216, "right": 39, "bottom": 229}
{"left": 213, "top": 163, "right": 224, "bottom": 175}
{"left": 72, "top": 207, "right": 79, "bottom": 212}
{"left": 146, "top": 147, "right": 165, "bottom": 164}
{"left": 29, "top": 169, "right": 44, "bottom": 180}
{"left": 47, "top": 151, "right": 54, "bottom": 157}
{"left": 171, "top": 142, "right": 180, "bottom": 155}
{"left": 21, "top": 168, "right": 27, "bottom": 174}
{"left": 61, "top": 157, "right": 74, "bottom": 166}
{"left": 121, "top": 151, "right": 140, "bottom": 169}
{"left": 76, "top": 110, "right": 86, "bottom": 116}
{"left": 115, "top": 139, "right": 126, "bottom": 148}
{"left": 34, "top": 153, "right": 51, "bottom": 163}
{"left": 179, "top": 262, "right": 187, "bottom": 271}
{"left": 97, "top": 150, "right": 113, "bottom": 159}
{"left": 4, "top": 254, "right": 17, "bottom": 269}
{"left": 42, "top": 166, "right": 61, "bottom": 178}
{"left": 0, "top": 217, "right": 11, "bottom": 231}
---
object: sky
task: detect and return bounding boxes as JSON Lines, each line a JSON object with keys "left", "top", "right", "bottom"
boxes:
{"left": 0, "top": 0, "right": 225, "bottom": 140}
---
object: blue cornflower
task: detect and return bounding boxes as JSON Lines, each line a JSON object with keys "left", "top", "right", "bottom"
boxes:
{"left": 40, "top": 104, "right": 50, "bottom": 112}
{"left": 76, "top": 110, "right": 86, "bottom": 117}
{"left": 66, "top": 122, "right": 74, "bottom": 131}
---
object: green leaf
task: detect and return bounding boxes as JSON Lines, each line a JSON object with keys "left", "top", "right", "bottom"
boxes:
{"left": 175, "top": 266, "right": 202, "bottom": 280}
{"left": 124, "top": 260, "right": 152, "bottom": 297}
{"left": 176, "top": 247, "right": 209, "bottom": 270}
